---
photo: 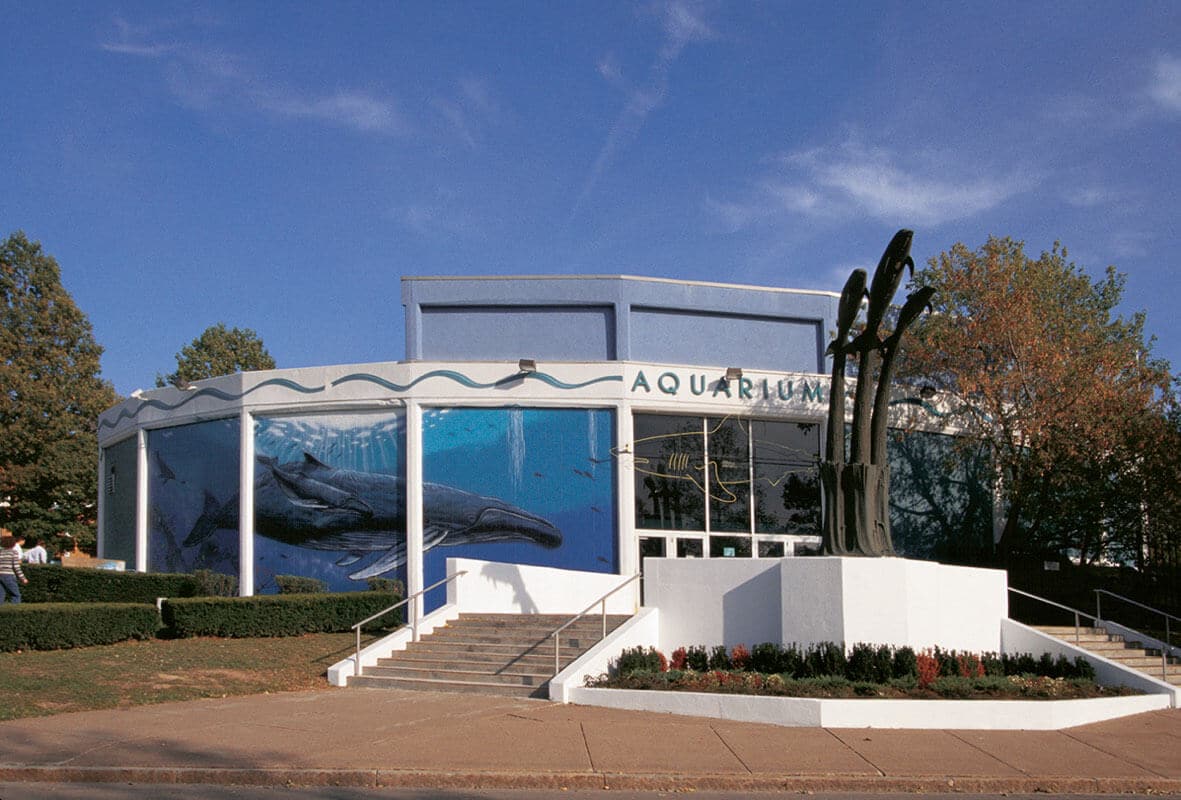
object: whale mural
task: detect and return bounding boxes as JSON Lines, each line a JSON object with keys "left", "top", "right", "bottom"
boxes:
{"left": 185, "top": 452, "right": 563, "bottom": 580}
{"left": 146, "top": 408, "right": 615, "bottom": 596}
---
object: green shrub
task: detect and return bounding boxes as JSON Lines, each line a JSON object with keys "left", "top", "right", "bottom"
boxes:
{"left": 803, "top": 642, "right": 845, "bottom": 678}
{"left": 0, "top": 603, "right": 160, "bottom": 651}
{"left": 192, "top": 570, "right": 238, "bottom": 597}
{"left": 981, "top": 651, "right": 1005, "bottom": 677}
{"left": 22, "top": 565, "right": 201, "bottom": 604}
{"left": 274, "top": 574, "right": 328, "bottom": 594}
{"left": 749, "top": 642, "right": 781, "bottom": 674}
{"left": 707, "top": 644, "right": 731, "bottom": 671}
{"left": 892, "top": 646, "right": 917, "bottom": 678}
{"left": 685, "top": 645, "right": 709, "bottom": 671}
{"left": 366, "top": 577, "right": 405, "bottom": 594}
{"left": 846, "top": 643, "right": 882, "bottom": 682}
{"left": 615, "top": 646, "right": 667, "bottom": 675}
{"left": 161, "top": 592, "right": 401, "bottom": 638}
{"left": 930, "top": 676, "right": 975, "bottom": 698}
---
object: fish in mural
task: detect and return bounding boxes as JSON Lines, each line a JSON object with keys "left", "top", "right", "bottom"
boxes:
{"left": 184, "top": 453, "right": 562, "bottom": 580}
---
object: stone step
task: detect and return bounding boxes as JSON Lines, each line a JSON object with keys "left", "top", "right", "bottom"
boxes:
{"left": 421, "top": 631, "right": 605, "bottom": 648}
{"left": 1035, "top": 626, "right": 1112, "bottom": 637}
{"left": 456, "top": 613, "right": 630, "bottom": 626}
{"left": 347, "top": 674, "right": 542, "bottom": 697}
{"left": 354, "top": 612, "right": 633, "bottom": 697}
{"left": 1033, "top": 623, "right": 1181, "bottom": 686}
{"left": 362, "top": 664, "right": 549, "bottom": 686}
{"left": 379, "top": 651, "right": 577, "bottom": 669}
{"left": 400, "top": 640, "right": 588, "bottom": 658}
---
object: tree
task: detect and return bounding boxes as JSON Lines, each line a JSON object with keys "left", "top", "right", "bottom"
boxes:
{"left": 0, "top": 232, "right": 118, "bottom": 551}
{"left": 898, "top": 236, "right": 1171, "bottom": 564}
{"left": 156, "top": 322, "right": 275, "bottom": 387}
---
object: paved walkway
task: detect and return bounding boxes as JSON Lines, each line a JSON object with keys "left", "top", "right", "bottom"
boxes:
{"left": 0, "top": 689, "right": 1179, "bottom": 793}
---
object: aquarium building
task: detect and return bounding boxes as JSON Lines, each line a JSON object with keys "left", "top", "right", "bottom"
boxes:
{"left": 96, "top": 275, "right": 963, "bottom": 609}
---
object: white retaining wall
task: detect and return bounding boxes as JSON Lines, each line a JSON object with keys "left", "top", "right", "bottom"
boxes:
{"left": 548, "top": 608, "right": 661, "bottom": 702}
{"left": 446, "top": 558, "right": 639, "bottom": 615}
{"left": 645, "top": 556, "right": 1007, "bottom": 653}
{"left": 565, "top": 686, "right": 1172, "bottom": 729}
{"left": 1001, "top": 618, "right": 1180, "bottom": 706}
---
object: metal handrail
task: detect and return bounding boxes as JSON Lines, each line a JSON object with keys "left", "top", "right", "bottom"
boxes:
{"left": 1095, "top": 589, "right": 1178, "bottom": 678}
{"left": 350, "top": 570, "right": 468, "bottom": 677}
{"left": 549, "top": 573, "right": 642, "bottom": 675}
{"left": 1007, "top": 587, "right": 1097, "bottom": 644}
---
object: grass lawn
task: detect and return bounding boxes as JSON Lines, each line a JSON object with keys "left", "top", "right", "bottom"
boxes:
{"left": 0, "top": 632, "right": 381, "bottom": 721}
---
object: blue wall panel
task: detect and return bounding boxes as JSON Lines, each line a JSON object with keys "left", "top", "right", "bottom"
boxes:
{"left": 420, "top": 305, "right": 615, "bottom": 361}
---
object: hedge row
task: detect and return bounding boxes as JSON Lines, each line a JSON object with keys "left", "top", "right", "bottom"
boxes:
{"left": 161, "top": 591, "right": 404, "bottom": 638}
{"left": 22, "top": 565, "right": 204, "bottom": 603}
{"left": 0, "top": 603, "right": 161, "bottom": 651}
{"left": 0, "top": 591, "right": 406, "bottom": 650}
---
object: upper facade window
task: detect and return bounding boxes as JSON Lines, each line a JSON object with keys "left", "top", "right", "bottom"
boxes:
{"left": 632, "top": 414, "right": 821, "bottom": 539}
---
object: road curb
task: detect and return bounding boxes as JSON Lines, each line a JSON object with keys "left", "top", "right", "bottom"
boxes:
{"left": 2, "top": 766, "right": 1180, "bottom": 794}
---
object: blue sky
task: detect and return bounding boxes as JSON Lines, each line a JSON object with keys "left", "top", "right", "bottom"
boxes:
{"left": 3, "top": 2, "right": 1179, "bottom": 397}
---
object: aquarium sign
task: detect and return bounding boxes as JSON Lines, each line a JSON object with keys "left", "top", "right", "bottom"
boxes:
{"left": 629, "top": 369, "right": 824, "bottom": 405}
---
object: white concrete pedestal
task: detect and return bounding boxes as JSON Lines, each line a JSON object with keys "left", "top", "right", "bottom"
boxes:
{"left": 643, "top": 556, "right": 1007, "bottom": 653}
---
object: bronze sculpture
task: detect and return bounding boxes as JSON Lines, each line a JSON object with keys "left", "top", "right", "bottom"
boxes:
{"left": 821, "top": 230, "right": 933, "bottom": 557}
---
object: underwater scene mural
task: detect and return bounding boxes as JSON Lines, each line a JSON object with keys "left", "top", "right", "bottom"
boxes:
{"left": 250, "top": 412, "right": 407, "bottom": 593}
{"left": 421, "top": 407, "right": 618, "bottom": 610}
{"left": 147, "top": 418, "right": 241, "bottom": 578}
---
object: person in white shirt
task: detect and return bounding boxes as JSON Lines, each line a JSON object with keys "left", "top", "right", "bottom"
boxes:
{"left": 23, "top": 537, "right": 47, "bottom": 564}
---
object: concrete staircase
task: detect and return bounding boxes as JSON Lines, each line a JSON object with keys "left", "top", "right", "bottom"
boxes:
{"left": 1034, "top": 625, "right": 1181, "bottom": 685}
{"left": 348, "top": 612, "right": 631, "bottom": 697}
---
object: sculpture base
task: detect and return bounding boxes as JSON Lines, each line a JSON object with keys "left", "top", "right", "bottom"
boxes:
{"left": 779, "top": 557, "right": 1006, "bottom": 652}
{"left": 644, "top": 556, "right": 1007, "bottom": 654}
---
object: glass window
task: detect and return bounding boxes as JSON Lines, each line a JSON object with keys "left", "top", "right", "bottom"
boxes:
{"left": 709, "top": 535, "right": 752, "bottom": 558}
{"left": 633, "top": 414, "right": 822, "bottom": 553}
{"left": 751, "top": 420, "right": 821, "bottom": 534}
{"left": 676, "top": 538, "right": 704, "bottom": 558}
{"left": 707, "top": 416, "right": 750, "bottom": 533}
{"left": 633, "top": 414, "right": 705, "bottom": 531}
{"left": 757, "top": 540, "right": 786, "bottom": 558}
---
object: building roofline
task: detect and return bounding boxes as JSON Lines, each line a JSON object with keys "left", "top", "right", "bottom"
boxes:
{"left": 400, "top": 274, "right": 840, "bottom": 299}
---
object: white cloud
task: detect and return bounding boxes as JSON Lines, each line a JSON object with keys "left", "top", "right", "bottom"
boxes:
{"left": 265, "top": 91, "right": 398, "bottom": 132}
{"left": 431, "top": 77, "right": 500, "bottom": 148}
{"left": 101, "top": 18, "right": 402, "bottom": 135}
{"left": 1148, "top": 54, "right": 1181, "bottom": 112}
{"left": 713, "top": 143, "right": 1035, "bottom": 231}
{"left": 572, "top": 1, "right": 716, "bottom": 218}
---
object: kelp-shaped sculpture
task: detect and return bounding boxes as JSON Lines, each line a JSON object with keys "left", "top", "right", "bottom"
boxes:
{"left": 821, "top": 230, "right": 935, "bottom": 556}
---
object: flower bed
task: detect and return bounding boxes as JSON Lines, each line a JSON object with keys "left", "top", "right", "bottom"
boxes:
{"left": 584, "top": 643, "right": 1138, "bottom": 700}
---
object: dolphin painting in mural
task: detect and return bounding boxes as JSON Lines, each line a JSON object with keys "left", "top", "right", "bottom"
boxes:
{"left": 184, "top": 453, "right": 563, "bottom": 580}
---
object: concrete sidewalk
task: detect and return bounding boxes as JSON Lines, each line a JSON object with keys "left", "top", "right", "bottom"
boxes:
{"left": 0, "top": 689, "right": 1178, "bottom": 793}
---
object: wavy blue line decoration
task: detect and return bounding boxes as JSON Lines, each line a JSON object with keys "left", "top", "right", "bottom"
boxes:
{"left": 99, "top": 378, "right": 326, "bottom": 430}
{"left": 99, "top": 370, "right": 626, "bottom": 430}
{"left": 331, "top": 369, "right": 625, "bottom": 392}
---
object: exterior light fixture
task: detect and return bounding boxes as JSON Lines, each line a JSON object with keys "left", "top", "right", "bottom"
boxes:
{"left": 724, "top": 367, "right": 743, "bottom": 382}
{"left": 518, "top": 359, "right": 538, "bottom": 374}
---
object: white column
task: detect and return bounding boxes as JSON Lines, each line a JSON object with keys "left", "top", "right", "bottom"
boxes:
{"left": 135, "top": 429, "right": 148, "bottom": 572}
{"left": 617, "top": 403, "right": 637, "bottom": 579}
{"left": 239, "top": 409, "right": 255, "bottom": 596}
{"left": 405, "top": 401, "right": 424, "bottom": 629}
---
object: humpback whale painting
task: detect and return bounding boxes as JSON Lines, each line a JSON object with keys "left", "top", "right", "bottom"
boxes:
{"left": 183, "top": 452, "right": 564, "bottom": 582}
{"left": 146, "top": 408, "right": 616, "bottom": 598}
